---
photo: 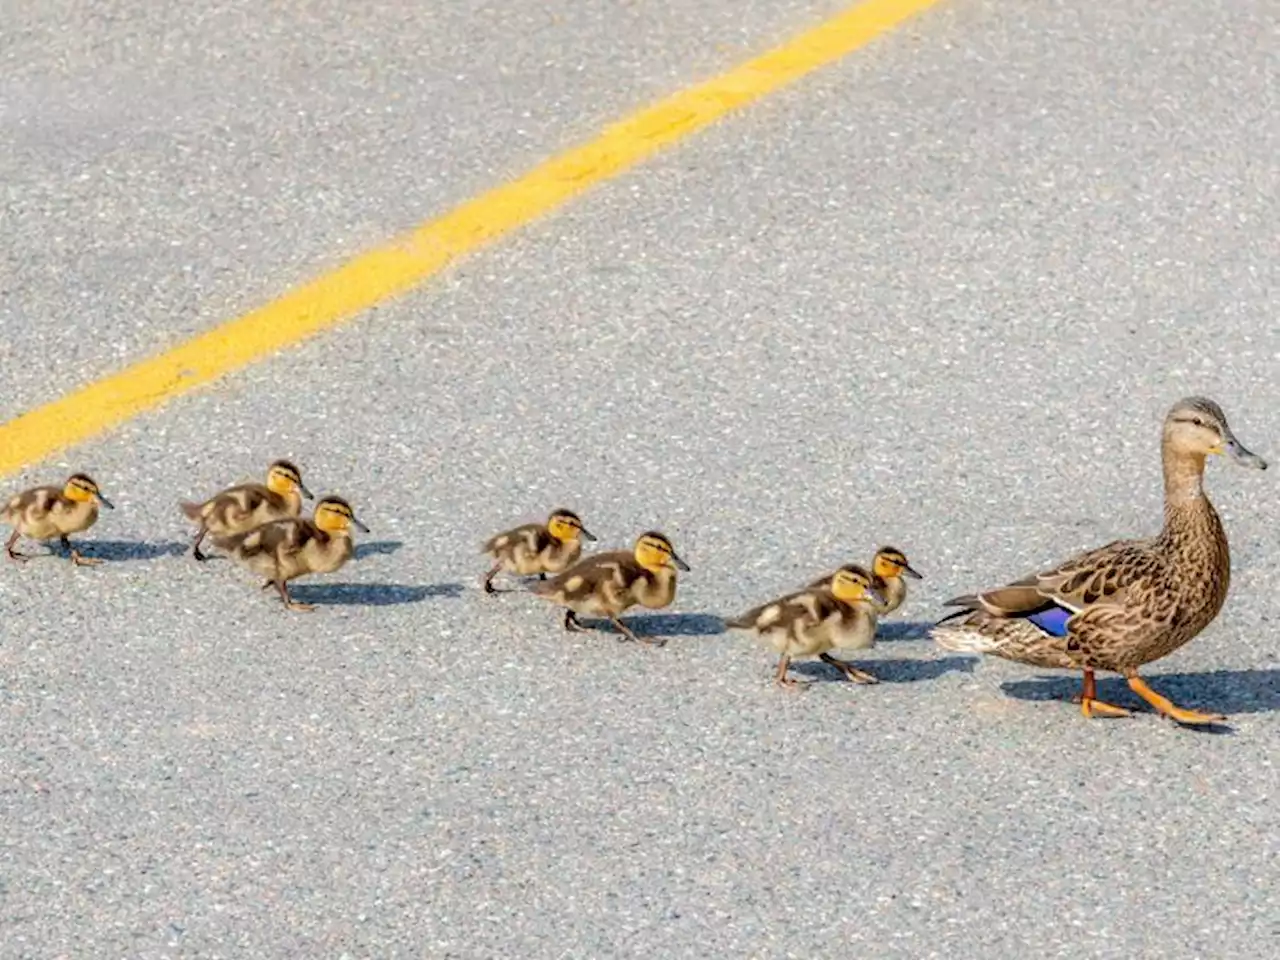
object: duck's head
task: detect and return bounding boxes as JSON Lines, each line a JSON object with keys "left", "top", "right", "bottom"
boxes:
{"left": 1164, "top": 397, "right": 1267, "bottom": 470}
{"left": 872, "top": 546, "right": 922, "bottom": 581}
{"left": 830, "top": 564, "right": 887, "bottom": 607}
{"left": 633, "top": 531, "right": 690, "bottom": 573}
{"left": 64, "top": 473, "right": 113, "bottom": 509}
{"left": 267, "top": 460, "right": 314, "bottom": 499}
{"left": 314, "top": 496, "right": 370, "bottom": 535}
{"left": 547, "top": 508, "right": 597, "bottom": 543}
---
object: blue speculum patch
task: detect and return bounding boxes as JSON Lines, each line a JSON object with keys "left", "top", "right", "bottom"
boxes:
{"left": 1026, "top": 605, "right": 1072, "bottom": 637}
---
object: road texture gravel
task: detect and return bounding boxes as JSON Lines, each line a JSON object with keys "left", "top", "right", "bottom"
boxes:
{"left": 2, "top": 0, "right": 1278, "bottom": 958}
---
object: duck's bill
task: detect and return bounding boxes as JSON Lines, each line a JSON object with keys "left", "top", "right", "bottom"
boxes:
{"left": 902, "top": 564, "right": 924, "bottom": 580}
{"left": 868, "top": 587, "right": 888, "bottom": 606}
{"left": 580, "top": 528, "right": 599, "bottom": 542}
{"left": 96, "top": 494, "right": 116, "bottom": 510}
{"left": 1222, "top": 436, "right": 1268, "bottom": 470}
{"left": 671, "top": 553, "right": 691, "bottom": 572}
{"left": 353, "top": 517, "right": 371, "bottom": 533}
{"left": 300, "top": 483, "right": 316, "bottom": 500}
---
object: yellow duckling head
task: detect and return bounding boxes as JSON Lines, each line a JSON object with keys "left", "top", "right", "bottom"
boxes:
{"left": 830, "top": 564, "right": 886, "bottom": 607}
{"left": 634, "top": 531, "right": 690, "bottom": 573}
{"left": 63, "top": 473, "right": 114, "bottom": 510}
{"left": 547, "top": 508, "right": 597, "bottom": 543}
{"left": 1164, "top": 397, "right": 1266, "bottom": 469}
{"left": 267, "top": 460, "right": 315, "bottom": 499}
{"left": 314, "top": 496, "right": 370, "bottom": 535}
{"left": 872, "top": 546, "right": 922, "bottom": 582}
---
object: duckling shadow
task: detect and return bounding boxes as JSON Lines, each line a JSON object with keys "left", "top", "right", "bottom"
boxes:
{"left": 355, "top": 541, "right": 404, "bottom": 560}
{"left": 1001, "top": 669, "right": 1280, "bottom": 720}
{"left": 876, "top": 620, "right": 935, "bottom": 643}
{"left": 288, "top": 582, "right": 464, "bottom": 606}
{"left": 580, "top": 613, "right": 726, "bottom": 639}
{"left": 793, "top": 656, "right": 976, "bottom": 684}
{"left": 80, "top": 540, "right": 189, "bottom": 562}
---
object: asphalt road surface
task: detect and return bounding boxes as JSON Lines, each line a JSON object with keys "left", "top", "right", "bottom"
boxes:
{"left": 3, "top": 1, "right": 1278, "bottom": 957}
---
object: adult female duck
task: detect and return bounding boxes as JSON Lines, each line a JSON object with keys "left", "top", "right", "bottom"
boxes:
{"left": 932, "top": 397, "right": 1266, "bottom": 725}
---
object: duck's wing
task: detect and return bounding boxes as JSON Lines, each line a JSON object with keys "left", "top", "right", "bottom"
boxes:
{"left": 215, "top": 517, "right": 318, "bottom": 559}
{"left": 4, "top": 486, "right": 61, "bottom": 523}
{"left": 940, "top": 537, "right": 1157, "bottom": 636}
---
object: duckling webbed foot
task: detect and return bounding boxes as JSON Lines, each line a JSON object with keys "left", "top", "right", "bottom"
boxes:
{"left": 1072, "top": 668, "right": 1131, "bottom": 719}
{"left": 191, "top": 528, "right": 210, "bottom": 562}
{"left": 482, "top": 565, "right": 500, "bottom": 594}
{"left": 5, "top": 531, "right": 28, "bottom": 564}
{"left": 1125, "top": 670, "right": 1225, "bottom": 725}
{"left": 563, "top": 610, "right": 585, "bottom": 632}
{"left": 609, "top": 615, "right": 666, "bottom": 647}
{"left": 773, "top": 656, "right": 808, "bottom": 690}
{"left": 61, "top": 537, "right": 102, "bottom": 566}
{"left": 819, "top": 653, "right": 879, "bottom": 685}
{"left": 275, "top": 579, "right": 315, "bottom": 613}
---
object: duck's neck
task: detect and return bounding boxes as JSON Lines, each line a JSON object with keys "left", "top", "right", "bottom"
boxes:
{"left": 1160, "top": 450, "right": 1223, "bottom": 549}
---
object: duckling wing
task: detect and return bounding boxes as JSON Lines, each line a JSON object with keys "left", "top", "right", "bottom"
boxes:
{"left": 482, "top": 522, "right": 549, "bottom": 557}
{"left": 4, "top": 486, "right": 61, "bottom": 524}
{"left": 533, "top": 550, "right": 636, "bottom": 601}
{"left": 726, "top": 587, "right": 833, "bottom": 632}
{"left": 215, "top": 517, "right": 313, "bottom": 562}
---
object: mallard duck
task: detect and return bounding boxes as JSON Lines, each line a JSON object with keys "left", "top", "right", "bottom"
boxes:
{"left": 481, "top": 508, "right": 597, "bottom": 593}
{"left": 3, "top": 473, "right": 114, "bottom": 566}
{"left": 180, "top": 459, "right": 313, "bottom": 561}
{"left": 214, "top": 495, "right": 369, "bottom": 612}
{"left": 810, "top": 546, "right": 922, "bottom": 614}
{"left": 727, "top": 564, "right": 886, "bottom": 688}
{"left": 532, "top": 530, "right": 690, "bottom": 646}
{"left": 932, "top": 396, "right": 1267, "bottom": 725}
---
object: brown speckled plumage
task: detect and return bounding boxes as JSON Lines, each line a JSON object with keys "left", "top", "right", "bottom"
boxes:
{"left": 932, "top": 397, "right": 1267, "bottom": 724}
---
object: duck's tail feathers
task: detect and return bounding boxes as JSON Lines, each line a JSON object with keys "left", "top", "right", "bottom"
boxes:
{"left": 180, "top": 500, "right": 205, "bottom": 521}
{"left": 930, "top": 624, "right": 1005, "bottom": 654}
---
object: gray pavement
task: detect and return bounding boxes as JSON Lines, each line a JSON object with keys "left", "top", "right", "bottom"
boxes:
{"left": 3, "top": 0, "right": 1279, "bottom": 957}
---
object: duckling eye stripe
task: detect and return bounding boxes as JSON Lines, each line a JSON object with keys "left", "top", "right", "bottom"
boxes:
{"left": 0, "top": 0, "right": 944, "bottom": 479}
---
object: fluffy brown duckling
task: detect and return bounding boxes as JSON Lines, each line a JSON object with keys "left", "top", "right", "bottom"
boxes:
{"left": 180, "top": 459, "right": 313, "bottom": 561}
{"left": 214, "top": 495, "right": 369, "bottom": 612}
{"left": 481, "top": 507, "right": 597, "bottom": 593}
{"left": 728, "top": 564, "right": 886, "bottom": 688}
{"left": 533, "top": 530, "right": 690, "bottom": 646}
{"left": 3, "top": 473, "right": 114, "bottom": 566}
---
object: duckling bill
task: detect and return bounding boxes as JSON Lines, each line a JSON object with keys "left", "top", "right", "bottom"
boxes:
{"left": 932, "top": 396, "right": 1267, "bottom": 726}
{"left": 181, "top": 459, "right": 313, "bottom": 561}
{"left": 481, "top": 508, "right": 597, "bottom": 593}
{"left": 533, "top": 531, "right": 689, "bottom": 646}
{"left": 215, "top": 495, "right": 369, "bottom": 612}
{"left": 3, "top": 473, "right": 114, "bottom": 566}
{"left": 728, "top": 564, "right": 885, "bottom": 688}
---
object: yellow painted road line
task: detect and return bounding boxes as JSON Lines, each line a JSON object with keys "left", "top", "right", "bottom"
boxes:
{"left": 0, "top": 0, "right": 943, "bottom": 477}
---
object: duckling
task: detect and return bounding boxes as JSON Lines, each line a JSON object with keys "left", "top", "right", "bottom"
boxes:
{"left": 214, "top": 495, "right": 369, "bottom": 612}
{"left": 727, "top": 564, "right": 886, "bottom": 688}
{"left": 3, "top": 473, "right": 114, "bottom": 566}
{"left": 810, "top": 546, "right": 923, "bottom": 615}
{"left": 533, "top": 531, "right": 690, "bottom": 646}
{"left": 481, "top": 508, "right": 598, "bottom": 593}
{"left": 180, "top": 459, "right": 313, "bottom": 561}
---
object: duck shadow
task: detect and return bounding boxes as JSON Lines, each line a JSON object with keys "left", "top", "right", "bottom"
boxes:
{"left": 578, "top": 613, "right": 727, "bottom": 639}
{"left": 876, "top": 620, "right": 935, "bottom": 642}
{"left": 1002, "top": 668, "right": 1280, "bottom": 720}
{"left": 355, "top": 541, "right": 404, "bottom": 560}
{"left": 792, "top": 655, "right": 976, "bottom": 684}
{"left": 288, "top": 581, "right": 464, "bottom": 606}
{"left": 80, "top": 540, "right": 189, "bottom": 562}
